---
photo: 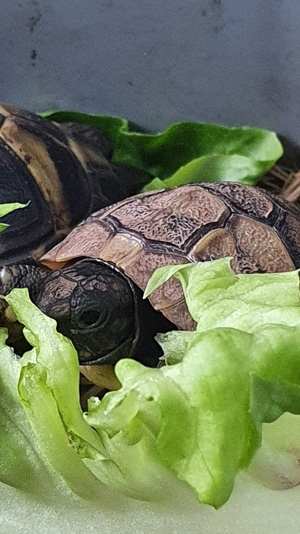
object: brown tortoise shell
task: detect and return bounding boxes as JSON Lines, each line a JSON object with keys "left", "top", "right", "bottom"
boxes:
{"left": 41, "top": 182, "right": 300, "bottom": 330}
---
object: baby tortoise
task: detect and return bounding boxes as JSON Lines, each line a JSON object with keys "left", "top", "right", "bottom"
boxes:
{"left": 1, "top": 181, "right": 300, "bottom": 374}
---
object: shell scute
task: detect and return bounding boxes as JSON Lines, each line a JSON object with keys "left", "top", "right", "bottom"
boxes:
{"left": 227, "top": 214, "right": 295, "bottom": 272}
{"left": 122, "top": 248, "right": 189, "bottom": 309}
{"left": 162, "top": 299, "right": 197, "bottom": 331}
{"left": 42, "top": 219, "right": 114, "bottom": 269}
{"left": 100, "top": 233, "right": 143, "bottom": 267}
{"left": 189, "top": 227, "right": 237, "bottom": 263}
{"left": 275, "top": 211, "right": 300, "bottom": 267}
{"left": 108, "top": 185, "right": 230, "bottom": 248}
{"left": 201, "top": 182, "right": 275, "bottom": 219}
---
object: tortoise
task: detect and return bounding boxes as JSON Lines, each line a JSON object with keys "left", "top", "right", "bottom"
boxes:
{"left": 1, "top": 181, "right": 300, "bottom": 372}
{"left": 0, "top": 102, "right": 150, "bottom": 264}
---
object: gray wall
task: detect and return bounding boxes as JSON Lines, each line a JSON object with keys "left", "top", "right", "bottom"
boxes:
{"left": 1, "top": 0, "right": 300, "bottom": 143}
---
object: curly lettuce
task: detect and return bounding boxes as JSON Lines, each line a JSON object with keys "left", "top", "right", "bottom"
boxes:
{"left": 2, "top": 260, "right": 300, "bottom": 513}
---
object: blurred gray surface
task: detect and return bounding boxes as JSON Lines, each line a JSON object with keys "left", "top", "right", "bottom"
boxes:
{"left": 1, "top": 0, "right": 300, "bottom": 142}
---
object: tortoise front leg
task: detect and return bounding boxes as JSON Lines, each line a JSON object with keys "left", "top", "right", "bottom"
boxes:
{"left": 0, "top": 263, "right": 49, "bottom": 352}
{"left": 0, "top": 263, "right": 48, "bottom": 299}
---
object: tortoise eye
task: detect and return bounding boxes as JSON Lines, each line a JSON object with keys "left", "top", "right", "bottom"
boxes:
{"left": 78, "top": 309, "right": 103, "bottom": 328}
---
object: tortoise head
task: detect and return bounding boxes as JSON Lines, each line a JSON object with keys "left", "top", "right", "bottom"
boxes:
{"left": 35, "top": 258, "right": 140, "bottom": 365}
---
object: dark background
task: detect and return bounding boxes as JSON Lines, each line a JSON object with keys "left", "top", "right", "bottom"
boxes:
{"left": 1, "top": 1, "right": 300, "bottom": 146}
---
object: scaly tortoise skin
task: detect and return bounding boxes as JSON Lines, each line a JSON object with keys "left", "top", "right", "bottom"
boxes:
{"left": 15, "top": 180, "right": 298, "bottom": 368}
{"left": 0, "top": 103, "right": 149, "bottom": 264}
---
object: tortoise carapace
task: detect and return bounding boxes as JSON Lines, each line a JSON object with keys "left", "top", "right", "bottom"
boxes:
{"left": 2, "top": 181, "right": 300, "bottom": 367}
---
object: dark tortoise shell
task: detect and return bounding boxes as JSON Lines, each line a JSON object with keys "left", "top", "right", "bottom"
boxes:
{"left": 0, "top": 103, "right": 149, "bottom": 263}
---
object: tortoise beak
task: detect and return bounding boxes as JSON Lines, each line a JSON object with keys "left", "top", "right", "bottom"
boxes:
{"left": 76, "top": 333, "right": 140, "bottom": 366}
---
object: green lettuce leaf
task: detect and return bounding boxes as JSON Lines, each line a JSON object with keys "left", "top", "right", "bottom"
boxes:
{"left": 144, "top": 258, "right": 300, "bottom": 329}
{"left": 1, "top": 290, "right": 183, "bottom": 503}
{"left": 2, "top": 290, "right": 110, "bottom": 499}
{"left": 98, "top": 328, "right": 257, "bottom": 509}
{"left": 2, "top": 259, "right": 300, "bottom": 510}
{"left": 43, "top": 110, "right": 283, "bottom": 189}
{"left": 0, "top": 201, "right": 29, "bottom": 232}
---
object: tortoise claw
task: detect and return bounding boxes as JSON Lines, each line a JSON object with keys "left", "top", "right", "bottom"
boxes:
{"left": 0, "top": 263, "right": 50, "bottom": 355}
